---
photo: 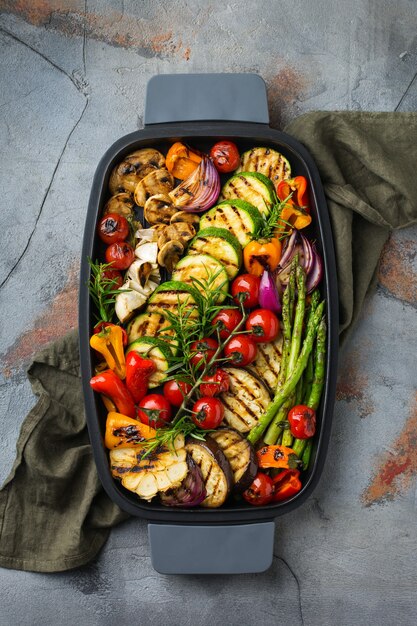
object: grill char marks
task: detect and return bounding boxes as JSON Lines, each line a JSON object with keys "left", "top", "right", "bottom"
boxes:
{"left": 248, "top": 335, "right": 283, "bottom": 391}
{"left": 220, "top": 367, "right": 272, "bottom": 433}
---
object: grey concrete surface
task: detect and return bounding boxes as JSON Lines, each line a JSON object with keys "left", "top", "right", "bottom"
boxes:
{"left": 0, "top": 1, "right": 417, "bottom": 625}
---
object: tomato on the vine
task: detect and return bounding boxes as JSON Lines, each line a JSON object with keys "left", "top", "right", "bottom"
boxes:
{"left": 200, "top": 369, "right": 230, "bottom": 397}
{"left": 210, "top": 141, "right": 240, "bottom": 173}
{"left": 242, "top": 472, "right": 274, "bottom": 506}
{"left": 101, "top": 267, "right": 124, "bottom": 290}
{"left": 245, "top": 309, "right": 280, "bottom": 343}
{"left": 163, "top": 380, "right": 192, "bottom": 407}
{"left": 190, "top": 338, "right": 219, "bottom": 369}
{"left": 224, "top": 334, "right": 257, "bottom": 366}
{"left": 288, "top": 405, "right": 316, "bottom": 439}
{"left": 191, "top": 397, "right": 224, "bottom": 429}
{"left": 231, "top": 274, "right": 260, "bottom": 309}
{"left": 105, "top": 241, "right": 135, "bottom": 270}
{"left": 211, "top": 308, "right": 243, "bottom": 339}
{"left": 98, "top": 213, "right": 130, "bottom": 244}
{"left": 137, "top": 394, "right": 172, "bottom": 428}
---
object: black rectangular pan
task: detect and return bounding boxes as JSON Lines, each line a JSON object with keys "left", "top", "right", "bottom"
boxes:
{"left": 79, "top": 74, "right": 338, "bottom": 573}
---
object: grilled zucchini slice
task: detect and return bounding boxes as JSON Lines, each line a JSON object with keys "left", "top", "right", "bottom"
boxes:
{"left": 126, "top": 336, "right": 172, "bottom": 388}
{"left": 188, "top": 227, "right": 242, "bottom": 279}
{"left": 199, "top": 199, "right": 262, "bottom": 247}
{"left": 209, "top": 429, "right": 257, "bottom": 491}
{"left": 237, "top": 147, "right": 291, "bottom": 187}
{"left": 220, "top": 172, "right": 275, "bottom": 216}
{"left": 126, "top": 310, "right": 178, "bottom": 354}
{"left": 172, "top": 254, "right": 229, "bottom": 302}
{"left": 247, "top": 334, "right": 283, "bottom": 392}
{"left": 220, "top": 367, "right": 271, "bottom": 433}
{"left": 110, "top": 435, "right": 188, "bottom": 501}
{"left": 147, "top": 281, "right": 200, "bottom": 319}
{"left": 185, "top": 438, "right": 233, "bottom": 508}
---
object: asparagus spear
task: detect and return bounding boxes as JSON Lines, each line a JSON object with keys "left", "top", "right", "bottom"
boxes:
{"left": 247, "top": 300, "right": 325, "bottom": 444}
{"left": 264, "top": 397, "right": 292, "bottom": 445}
{"left": 302, "top": 439, "right": 313, "bottom": 470}
{"left": 276, "top": 266, "right": 292, "bottom": 389}
{"left": 287, "top": 264, "right": 306, "bottom": 377}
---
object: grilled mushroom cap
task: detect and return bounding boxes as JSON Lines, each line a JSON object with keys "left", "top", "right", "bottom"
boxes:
{"left": 170, "top": 211, "right": 201, "bottom": 227}
{"left": 109, "top": 148, "right": 165, "bottom": 195}
{"left": 157, "top": 240, "right": 184, "bottom": 273}
{"left": 103, "top": 193, "right": 135, "bottom": 218}
{"left": 134, "top": 169, "right": 174, "bottom": 207}
{"left": 157, "top": 222, "right": 196, "bottom": 249}
{"left": 144, "top": 194, "right": 177, "bottom": 225}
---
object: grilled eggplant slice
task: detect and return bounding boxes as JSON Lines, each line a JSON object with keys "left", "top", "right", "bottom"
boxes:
{"left": 109, "top": 148, "right": 165, "bottom": 195}
{"left": 247, "top": 334, "right": 283, "bottom": 392}
{"left": 220, "top": 367, "right": 271, "bottom": 433}
{"left": 185, "top": 437, "right": 233, "bottom": 508}
{"left": 209, "top": 429, "right": 258, "bottom": 492}
{"left": 237, "top": 147, "right": 291, "bottom": 188}
{"left": 134, "top": 169, "right": 174, "bottom": 207}
{"left": 110, "top": 435, "right": 187, "bottom": 501}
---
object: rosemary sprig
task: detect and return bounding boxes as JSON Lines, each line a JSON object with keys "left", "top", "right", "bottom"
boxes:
{"left": 87, "top": 258, "right": 127, "bottom": 323}
{"left": 255, "top": 193, "right": 294, "bottom": 240}
{"left": 140, "top": 414, "right": 209, "bottom": 457}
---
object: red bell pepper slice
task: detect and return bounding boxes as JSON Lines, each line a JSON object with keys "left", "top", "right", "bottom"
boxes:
{"left": 272, "top": 469, "right": 302, "bottom": 501}
{"left": 125, "top": 351, "right": 156, "bottom": 404}
{"left": 277, "top": 176, "right": 310, "bottom": 213}
{"left": 90, "top": 369, "right": 136, "bottom": 418}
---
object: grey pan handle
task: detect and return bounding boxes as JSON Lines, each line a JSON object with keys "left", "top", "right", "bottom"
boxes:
{"left": 148, "top": 522, "right": 275, "bottom": 574}
{"left": 144, "top": 73, "right": 269, "bottom": 125}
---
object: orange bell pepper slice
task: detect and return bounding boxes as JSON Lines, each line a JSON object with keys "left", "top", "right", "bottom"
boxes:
{"left": 105, "top": 412, "right": 156, "bottom": 449}
{"left": 243, "top": 237, "right": 282, "bottom": 276}
{"left": 277, "top": 176, "right": 309, "bottom": 212}
{"left": 257, "top": 445, "right": 301, "bottom": 470}
{"left": 166, "top": 142, "right": 202, "bottom": 180}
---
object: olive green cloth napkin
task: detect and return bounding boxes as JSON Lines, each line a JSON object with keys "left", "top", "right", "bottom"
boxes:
{"left": 1, "top": 111, "right": 416, "bottom": 573}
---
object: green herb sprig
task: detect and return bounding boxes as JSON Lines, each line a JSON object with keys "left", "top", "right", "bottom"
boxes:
{"left": 87, "top": 258, "right": 127, "bottom": 323}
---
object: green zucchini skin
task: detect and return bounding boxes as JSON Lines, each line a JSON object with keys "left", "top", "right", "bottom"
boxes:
{"left": 199, "top": 199, "right": 262, "bottom": 247}
{"left": 188, "top": 227, "right": 242, "bottom": 279}
{"left": 127, "top": 311, "right": 178, "bottom": 354}
{"left": 220, "top": 171, "right": 276, "bottom": 216}
{"left": 147, "top": 280, "right": 200, "bottom": 319}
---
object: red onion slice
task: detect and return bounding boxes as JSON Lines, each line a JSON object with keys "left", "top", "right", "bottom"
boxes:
{"left": 306, "top": 243, "right": 323, "bottom": 293}
{"left": 259, "top": 270, "right": 282, "bottom": 313}
{"left": 160, "top": 455, "right": 206, "bottom": 507}
{"left": 169, "top": 155, "right": 220, "bottom": 213}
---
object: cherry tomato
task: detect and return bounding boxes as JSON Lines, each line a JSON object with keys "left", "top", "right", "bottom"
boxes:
{"left": 200, "top": 369, "right": 230, "bottom": 397}
{"left": 105, "top": 241, "right": 135, "bottom": 270}
{"left": 231, "top": 274, "right": 261, "bottom": 309}
{"left": 190, "top": 337, "right": 219, "bottom": 369}
{"left": 210, "top": 141, "right": 240, "bottom": 173}
{"left": 224, "top": 334, "right": 257, "bottom": 366}
{"left": 245, "top": 309, "right": 280, "bottom": 343}
{"left": 163, "top": 380, "right": 192, "bottom": 407}
{"left": 137, "top": 394, "right": 172, "bottom": 428}
{"left": 288, "top": 405, "right": 316, "bottom": 439}
{"left": 242, "top": 472, "right": 274, "bottom": 506}
{"left": 98, "top": 213, "right": 129, "bottom": 244}
{"left": 101, "top": 267, "right": 124, "bottom": 290}
{"left": 191, "top": 397, "right": 224, "bottom": 429}
{"left": 211, "top": 308, "right": 243, "bottom": 340}
{"left": 93, "top": 321, "right": 128, "bottom": 346}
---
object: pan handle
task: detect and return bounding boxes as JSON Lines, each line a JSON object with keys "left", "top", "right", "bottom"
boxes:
{"left": 144, "top": 73, "right": 270, "bottom": 125}
{"left": 148, "top": 521, "right": 275, "bottom": 574}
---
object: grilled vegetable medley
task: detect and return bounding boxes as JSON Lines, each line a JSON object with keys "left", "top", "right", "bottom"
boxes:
{"left": 88, "top": 141, "right": 327, "bottom": 508}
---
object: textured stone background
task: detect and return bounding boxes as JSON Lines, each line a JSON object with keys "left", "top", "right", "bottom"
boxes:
{"left": 0, "top": 1, "right": 416, "bottom": 624}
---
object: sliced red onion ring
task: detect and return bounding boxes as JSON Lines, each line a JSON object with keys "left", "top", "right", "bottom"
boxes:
{"left": 306, "top": 242, "right": 323, "bottom": 293}
{"left": 168, "top": 155, "right": 220, "bottom": 213}
{"left": 160, "top": 455, "right": 206, "bottom": 507}
{"left": 277, "top": 229, "right": 298, "bottom": 270}
{"left": 259, "top": 270, "right": 282, "bottom": 313}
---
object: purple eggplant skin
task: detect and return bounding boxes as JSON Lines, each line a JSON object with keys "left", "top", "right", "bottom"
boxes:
{"left": 159, "top": 455, "right": 206, "bottom": 508}
{"left": 185, "top": 436, "right": 234, "bottom": 507}
{"left": 209, "top": 429, "right": 258, "bottom": 493}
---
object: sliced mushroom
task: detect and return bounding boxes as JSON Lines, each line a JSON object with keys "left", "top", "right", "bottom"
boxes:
{"left": 103, "top": 193, "right": 135, "bottom": 218}
{"left": 134, "top": 169, "right": 174, "bottom": 207}
{"left": 109, "top": 149, "right": 165, "bottom": 195}
{"left": 170, "top": 211, "right": 201, "bottom": 227}
{"left": 164, "top": 222, "right": 196, "bottom": 246}
{"left": 157, "top": 240, "right": 184, "bottom": 273}
{"left": 144, "top": 194, "right": 177, "bottom": 226}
